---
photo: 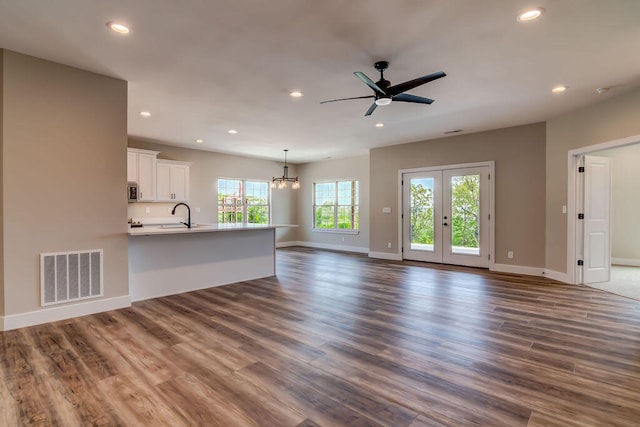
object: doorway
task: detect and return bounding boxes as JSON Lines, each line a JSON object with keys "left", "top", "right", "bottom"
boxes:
{"left": 587, "top": 266, "right": 640, "bottom": 301}
{"left": 568, "top": 134, "right": 640, "bottom": 286}
{"left": 401, "top": 163, "right": 492, "bottom": 268}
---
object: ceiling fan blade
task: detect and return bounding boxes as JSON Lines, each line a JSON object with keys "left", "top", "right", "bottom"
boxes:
{"left": 392, "top": 93, "right": 434, "bottom": 104}
{"left": 354, "top": 72, "right": 386, "bottom": 96}
{"left": 364, "top": 102, "right": 377, "bottom": 116}
{"left": 320, "top": 95, "right": 375, "bottom": 104}
{"left": 387, "top": 71, "right": 446, "bottom": 96}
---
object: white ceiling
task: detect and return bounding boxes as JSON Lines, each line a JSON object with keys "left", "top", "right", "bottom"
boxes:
{"left": 1, "top": 0, "right": 639, "bottom": 163}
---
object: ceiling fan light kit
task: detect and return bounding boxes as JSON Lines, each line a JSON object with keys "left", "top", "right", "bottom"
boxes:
{"left": 272, "top": 149, "right": 300, "bottom": 189}
{"left": 320, "top": 60, "right": 446, "bottom": 116}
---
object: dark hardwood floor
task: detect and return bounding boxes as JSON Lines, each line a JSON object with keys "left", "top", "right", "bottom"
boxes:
{"left": 2, "top": 247, "right": 640, "bottom": 426}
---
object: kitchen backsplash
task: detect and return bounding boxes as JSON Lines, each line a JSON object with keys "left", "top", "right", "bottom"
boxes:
{"left": 127, "top": 202, "right": 214, "bottom": 224}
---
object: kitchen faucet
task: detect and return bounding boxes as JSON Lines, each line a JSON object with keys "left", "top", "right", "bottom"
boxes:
{"left": 171, "top": 202, "right": 192, "bottom": 228}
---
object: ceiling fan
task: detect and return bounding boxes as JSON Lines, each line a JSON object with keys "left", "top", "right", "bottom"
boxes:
{"left": 320, "top": 61, "right": 446, "bottom": 116}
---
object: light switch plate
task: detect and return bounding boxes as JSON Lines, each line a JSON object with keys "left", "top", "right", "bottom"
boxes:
{"left": 382, "top": 207, "right": 392, "bottom": 213}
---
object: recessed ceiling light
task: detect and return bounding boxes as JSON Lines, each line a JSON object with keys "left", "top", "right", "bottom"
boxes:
{"left": 596, "top": 87, "right": 610, "bottom": 94}
{"left": 195, "top": 139, "right": 204, "bottom": 143}
{"left": 517, "top": 7, "right": 544, "bottom": 22}
{"left": 551, "top": 85, "right": 568, "bottom": 94}
{"left": 375, "top": 123, "right": 384, "bottom": 128}
{"left": 228, "top": 129, "right": 238, "bottom": 134}
{"left": 139, "top": 111, "right": 151, "bottom": 117}
{"left": 107, "top": 21, "right": 130, "bottom": 34}
{"left": 289, "top": 91, "right": 303, "bottom": 98}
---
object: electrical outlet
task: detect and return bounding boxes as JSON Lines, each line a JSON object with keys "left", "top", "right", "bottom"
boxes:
{"left": 167, "top": 207, "right": 172, "bottom": 213}
{"left": 387, "top": 242, "right": 392, "bottom": 249}
{"left": 508, "top": 251, "right": 514, "bottom": 259}
{"left": 145, "top": 207, "right": 150, "bottom": 214}
{"left": 341, "top": 236, "right": 345, "bottom": 242}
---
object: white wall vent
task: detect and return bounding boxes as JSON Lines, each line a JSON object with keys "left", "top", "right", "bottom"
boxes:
{"left": 40, "top": 249, "right": 103, "bottom": 306}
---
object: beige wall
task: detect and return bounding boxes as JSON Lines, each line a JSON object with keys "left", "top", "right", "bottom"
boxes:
{"left": 370, "top": 123, "right": 546, "bottom": 267}
{"left": 296, "top": 155, "right": 370, "bottom": 251}
{"left": 1, "top": 50, "right": 129, "bottom": 316}
{"left": 591, "top": 144, "right": 640, "bottom": 261}
{"left": 545, "top": 86, "right": 640, "bottom": 273}
{"left": 127, "top": 139, "right": 299, "bottom": 243}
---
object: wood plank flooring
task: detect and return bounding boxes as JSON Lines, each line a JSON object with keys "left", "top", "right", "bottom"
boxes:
{"left": 2, "top": 247, "right": 640, "bottom": 426}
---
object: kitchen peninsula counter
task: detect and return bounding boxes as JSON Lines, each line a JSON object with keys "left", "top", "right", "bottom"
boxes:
{"left": 128, "top": 222, "right": 293, "bottom": 236}
{"left": 128, "top": 223, "right": 296, "bottom": 301}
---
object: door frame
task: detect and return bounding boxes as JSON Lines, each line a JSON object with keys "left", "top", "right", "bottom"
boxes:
{"left": 567, "top": 133, "right": 640, "bottom": 285}
{"left": 397, "top": 161, "right": 495, "bottom": 269}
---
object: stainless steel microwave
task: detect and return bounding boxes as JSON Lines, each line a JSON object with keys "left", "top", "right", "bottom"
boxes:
{"left": 127, "top": 181, "right": 138, "bottom": 203}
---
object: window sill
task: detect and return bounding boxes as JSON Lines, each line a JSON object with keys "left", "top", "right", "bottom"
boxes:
{"left": 312, "top": 229, "right": 360, "bottom": 235}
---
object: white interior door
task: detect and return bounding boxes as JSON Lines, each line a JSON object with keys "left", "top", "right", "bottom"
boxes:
{"left": 582, "top": 155, "right": 611, "bottom": 284}
{"left": 403, "top": 165, "right": 490, "bottom": 267}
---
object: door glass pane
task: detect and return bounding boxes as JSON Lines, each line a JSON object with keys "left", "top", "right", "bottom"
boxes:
{"left": 410, "top": 178, "right": 435, "bottom": 251}
{"left": 450, "top": 175, "right": 480, "bottom": 255}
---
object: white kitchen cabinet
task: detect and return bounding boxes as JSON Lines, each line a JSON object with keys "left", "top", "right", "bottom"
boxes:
{"left": 127, "top": 151, "right": 137, "bottom": 182}
{"left": 156, "top": 159, "right": 191, "bottom": 202}
{"left": 127, "top": 148, "right": 159, "bottom": 201}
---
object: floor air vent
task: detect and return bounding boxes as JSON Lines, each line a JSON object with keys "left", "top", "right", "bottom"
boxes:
{"left": 40, "top": 249, "right": 103, "bottom": 306}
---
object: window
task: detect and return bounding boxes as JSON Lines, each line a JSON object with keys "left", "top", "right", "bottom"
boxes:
{"left": 218, "top": 178, "right": 270, "bottom": 224}
{"left": 313, "top": 180, "right": 359, "bottom": 231}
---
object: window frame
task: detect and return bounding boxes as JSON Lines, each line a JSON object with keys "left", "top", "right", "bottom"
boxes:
{"left": 312, "top": 180, "right": 359, "bottom": 233}
{"left": 217, "top": 178, "right": 271, "bottom": 225}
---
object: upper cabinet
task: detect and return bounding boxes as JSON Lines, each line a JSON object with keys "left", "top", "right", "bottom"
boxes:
{"left": 156, "top": 159, "right": 191, "bottom": 202}
{"left": 127, "top": 148, "right": 191, "bottom": 203}
{"left": 127, "top": 150, "right": 137, "bottom": 182}
{"left": 127, "top": 148, "right": 159, "bottom": 202}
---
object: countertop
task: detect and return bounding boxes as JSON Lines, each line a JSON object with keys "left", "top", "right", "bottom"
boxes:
{"left": 128, "top": 223, "right": 297, "bottom": 236}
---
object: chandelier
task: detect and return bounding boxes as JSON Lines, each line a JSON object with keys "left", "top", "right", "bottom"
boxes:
{"left": 272, "top": 149, "right": 300, "bottom": 189}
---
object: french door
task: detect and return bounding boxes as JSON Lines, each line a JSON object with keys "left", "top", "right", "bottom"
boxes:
{"left": 402, "top": 165, "right": 490, "bottom": 268}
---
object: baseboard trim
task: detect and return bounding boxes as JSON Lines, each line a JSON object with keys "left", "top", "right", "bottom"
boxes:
{"left": 0, "top": 295, "right": 132, "bottom": 331}
{"left": 276, "top": 240, "right": 301, "bottom": 248}
{"left": 543, "top": 269, "right": 571, "bottom": 284}
{"left": 368, "top": 251, "right": 403, "bottom": 261}
{"left": 278, "top": 241, "right": 369, "bottom": 254}
{"left": 278, "top": 244, "right": 575, "bottom": 284}
{"left": 612, "top": 257, "right": 640, "bottom": 267}
{"left": 489, "top": 264, "right": 573, "bottom": 284}
{"left": 491, "top": 263, "right": 546, "bottom": 277}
